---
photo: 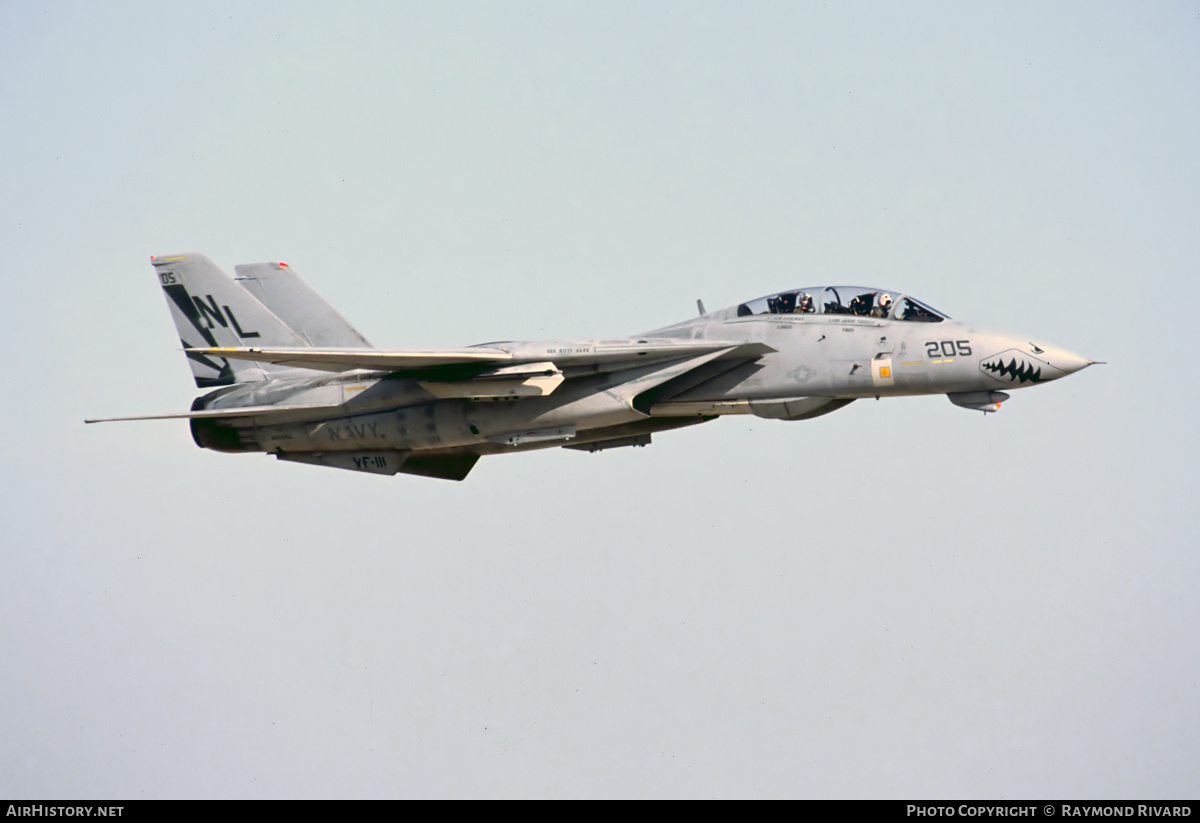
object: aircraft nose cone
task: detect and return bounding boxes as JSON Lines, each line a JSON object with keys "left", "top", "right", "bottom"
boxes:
{"left": 979, "top": 338, "right": 1096, "bottom": 386}
{"left": 1038, "top": 345, "right": 1094, "bottom": 375}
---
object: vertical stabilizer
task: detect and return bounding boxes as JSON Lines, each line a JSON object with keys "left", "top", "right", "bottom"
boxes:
{"left": 151, "top": 253, "right": 307, "bottom": 388}
{"left": 234, "top": 261, "right": 371, "bottom": 347}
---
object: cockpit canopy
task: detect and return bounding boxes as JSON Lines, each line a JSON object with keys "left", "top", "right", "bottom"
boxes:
{"left": 736, "top": 286, "right": 947, "bottom": 322}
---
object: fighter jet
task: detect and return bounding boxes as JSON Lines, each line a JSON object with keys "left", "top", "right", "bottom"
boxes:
{"left": 87, "top": 254, "right": 1095, "bottom": 481}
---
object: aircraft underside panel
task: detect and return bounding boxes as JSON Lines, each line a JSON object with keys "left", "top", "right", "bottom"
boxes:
{"left": 263, "top": 417, "right": 710, "bottom": 480}
{"left": 275, "top": 450, "right": 480, "bottom": 481}
{"left": 648, "top": 395, "right": 853, "bottom": 421}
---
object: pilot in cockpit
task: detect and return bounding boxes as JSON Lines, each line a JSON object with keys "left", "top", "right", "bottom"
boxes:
{"left": 794, "top": 292, "right": 814, "bottom": 314}
{"left": 849, "top": 292, "right": 876, "bottom": 316}
{"left": 871, "top": 293, "right": 893, "bottom": 318}
{"left": 767, "top": 292, "right": 796, "bottom": 313}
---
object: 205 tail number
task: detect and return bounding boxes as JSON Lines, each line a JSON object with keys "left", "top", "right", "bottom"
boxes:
{"left": 926, "top": 340, "right": 972, "bottom": 358}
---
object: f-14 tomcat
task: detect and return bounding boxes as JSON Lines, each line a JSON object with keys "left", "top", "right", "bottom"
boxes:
{"left": 87, "top": 254, "right": 1096, "bottom": 481}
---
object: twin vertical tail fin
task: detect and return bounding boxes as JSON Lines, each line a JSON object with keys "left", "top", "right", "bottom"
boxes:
{"left": 152, "top": 253, "right": 310, "bottom": 388}
{"left": 233, "top": 262, "right": 371, "bottom": 348}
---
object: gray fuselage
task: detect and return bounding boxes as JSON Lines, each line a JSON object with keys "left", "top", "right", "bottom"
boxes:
{"left": 190, "top": 294, "right": 1091, "bottom": 458}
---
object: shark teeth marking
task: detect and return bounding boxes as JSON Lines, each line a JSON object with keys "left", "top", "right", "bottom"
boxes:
{"left": 981, "top": 354, "right": 1043, "bottom": 384}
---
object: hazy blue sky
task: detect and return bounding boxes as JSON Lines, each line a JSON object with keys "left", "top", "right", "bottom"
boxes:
{"left": 2, "top": 1, "right": 1197, "bottom": 798}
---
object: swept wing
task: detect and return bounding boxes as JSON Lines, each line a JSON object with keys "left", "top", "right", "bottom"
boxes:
{"left": 185, "top": 338, "right": 764, "bottom": 373}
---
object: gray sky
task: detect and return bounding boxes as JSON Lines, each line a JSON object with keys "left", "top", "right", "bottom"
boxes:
{"left": 2, "top": 0, "right": 1197, "bottom": 798}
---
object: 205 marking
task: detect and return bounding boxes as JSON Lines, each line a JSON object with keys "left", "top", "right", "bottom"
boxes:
{"left": 926, "top": 340, "right": 972, "bottom": 358}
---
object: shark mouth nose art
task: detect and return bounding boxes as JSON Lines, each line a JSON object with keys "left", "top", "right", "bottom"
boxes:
{"left": 980, "top": 349, "right": 1065, "bottom": 385}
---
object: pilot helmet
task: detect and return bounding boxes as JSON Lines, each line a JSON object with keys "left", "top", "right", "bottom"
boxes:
{"left": 879, "top": 293, "right": 893, "bottom": 309}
